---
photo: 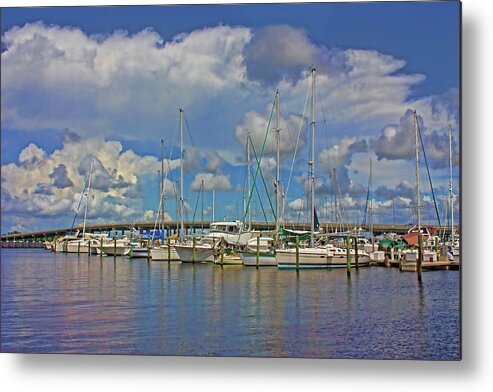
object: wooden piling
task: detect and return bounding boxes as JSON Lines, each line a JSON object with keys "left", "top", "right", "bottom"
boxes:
{"left": 192, "top": 236, "right": 196, "bottom": 263}
{"left": 77, "top": 241, "right": 80, "bottom": 255}
{"left": 256, "top": 236, "right": 260, "bottom": 269}
{"left": 353, "top": 237, "right": 359, "bottom": 269}
{"left": 417, "top": 234, "right": 423, "bottom": 283}
{"left": 114, "top": 237, "right": 117, "bottom": 257}
{"left": 100, "top": 237, "right": 103, "bottom": 257}
{"left": 167, "top": 236, "right": 171, "bottom": 263}
{"left": 220, "top": 239, "right": 224, "bottom": 267}
{"left": 346, "top": 235, "right": 351, "bottom": 277}
{"left": 295, "top": 236, "right": 300, "bottom": 271}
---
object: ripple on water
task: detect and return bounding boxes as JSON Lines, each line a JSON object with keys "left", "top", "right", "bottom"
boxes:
{"left": 1, "top": 249, "right": 460, "bottom": 359}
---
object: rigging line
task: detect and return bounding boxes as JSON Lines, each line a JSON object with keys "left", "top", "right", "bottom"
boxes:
{"left": 283, "top": 78, "right": 310, "bottom": 219}
{"left": 230, "top": 155, "right": 245, "bottom": 221}
{"left": 416, "top": 119, "right": 442, "bottom": 228}
{"left": 183, "top": 111, "right": 197, "bottom": 149}
{"left": 249, "top": 137, "right": 276, "bottom": 220}
{"left": 69, "top": 166, "right": 92, "bottom": 234}
{"left": 191, "top": 179, "right": 202, "bottom": 223}
{"left": 362, "top": 164, "right": 371, "bottom": 227}
{"left": 153, "top": 126, "right": 180, "bottom": 239}
{"left": 249, "top": 165, "right": 269, "bottom": 224}
{"left": 238, "top": 97, "right": 276, "bottom": 239}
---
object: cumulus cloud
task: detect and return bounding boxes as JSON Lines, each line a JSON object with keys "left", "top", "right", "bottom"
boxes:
{"left": 1, "top": 135, "right": 174, "bottom": 230}
{"left": 288, "top": 198, "right": 306, "bottom": 212}
{"left": 49, "top": 164, "right": 74, "bottom": 189}
{"left": 318, "top": 136, "right": 368, "bottom": 172}
{"left": 371, "top": 109, "right": 458, "bottom": 169}
{"left": 1, "top": 22, "right": 252, "bottom": 138}
{"left": 1, "top": 21, "right": 459, "bottom": 229}
{"left": 190, "top": 172, "right": 233, "bottom": 192}
{"left": 245, "top": 25, "right": 316, "bottom": 84}
{"left": 235, "top": 108, "right": 307, "bottom": 159}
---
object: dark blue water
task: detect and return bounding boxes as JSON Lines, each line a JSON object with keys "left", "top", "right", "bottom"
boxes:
{"left": 1, "top": 249, "right": 460, "bottom": 359}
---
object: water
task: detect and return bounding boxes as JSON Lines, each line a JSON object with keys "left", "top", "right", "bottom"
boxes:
{"left": 1, "top": 249, "right": 460, "bottom": 359}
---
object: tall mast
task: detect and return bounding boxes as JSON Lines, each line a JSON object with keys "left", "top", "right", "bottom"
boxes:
{"left": 247, "top": 131, "right": 252, "bottom": 229}
{"left": 310, "top": 67, "right": 316, "bottom": 246}
{"left": 179, "top": 108, "right": 185, "bottom": 240}
{"left": 448, "top": 124, "right": 454, "bottom": 243}
{"left": 369, "top": 158, "right": 373, "bottom": 242}
{"left": 161, "top": 139, "right": 165, "bottom": 233}
{"left": 212, "top": 188, "right": 215, "bottom": 222}
{"left": 201, "top": 177, "right": 204, "bottom": 231}
{"left": 82, "top": 159, "right": 94, "bottom": 237}
{"left": 414, "top": 110, "right": 421, "bottom": 233}
{"left": 275, "top": 89, "right": 281, "bottom": 231}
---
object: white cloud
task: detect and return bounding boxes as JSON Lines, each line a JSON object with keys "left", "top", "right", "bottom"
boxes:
{"left": 288, "top": 198, "right": 306, "bottom": 212}
{"left": 1, "top": 134, "right": 172, "bottom": 230}
{"left": 2, "top": 22, "right": 252, "bottom": 138}
{"left": 318, "top": 136, "right": 368, "bottom": 172}
{"left": 190, "top": 172, "right": 233, "bottom": 192}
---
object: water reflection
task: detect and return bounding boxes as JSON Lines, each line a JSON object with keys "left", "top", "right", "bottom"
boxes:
{"left": 1, "top": 249, "right": 460, "bottom": 359}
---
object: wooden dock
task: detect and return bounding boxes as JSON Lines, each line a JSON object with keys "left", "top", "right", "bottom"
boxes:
{"left": 400, "top": 260, "right": 460, "bottom": 272}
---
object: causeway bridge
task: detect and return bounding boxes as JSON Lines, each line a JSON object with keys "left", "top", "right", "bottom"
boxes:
{"left": 1, "top": 221, "right": 455, "bottom": 246}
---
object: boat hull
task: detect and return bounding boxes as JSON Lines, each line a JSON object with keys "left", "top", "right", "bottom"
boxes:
{"left": 150, "top": 246, "right": 181, "bottom": 261}
{"left": 65, "top": 241, "right": 90, "bottom": 253}
{"left": 276, "top": 249, "right": 370, "bottom": 269}
{"left": 174, "top": 244, "right": 215, "bottom": 263}
{"left": 239, "top": 252, "right": 277, "bottom": 266}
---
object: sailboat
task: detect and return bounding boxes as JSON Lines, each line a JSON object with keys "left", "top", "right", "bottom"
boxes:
{"left": 275, "top": 67, "right": 369, "bottom": 269}
{"left": 239, "top": 91, "right": 282, "bottom": 267}
{"left": 150, "top": 138, "right": 181, "bottom": 261}
{"left": 401, "top": 111, "right": 438, "bottom": 270}
{"left": 57, "top": 159, "right": 96, "bottom": 253}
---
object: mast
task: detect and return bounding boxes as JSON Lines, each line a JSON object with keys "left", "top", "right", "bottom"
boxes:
{"left": 414, "top": 111, "right": 421, "bottom": 233}
{"left": 369, "top": 158, "right": 374, "bottom": 248}
{"left": 179, "top": 108, "right": 185, "bottom": 240}
{"left": 82, "top": 159, "right": 94, "bottom": 237}
{"left": 161, "top": 139, "right": 165, "bottom": 233}
{"left": 212, "top": 188, "right": 215, "bottom": 222}
{"left": 448, "top": 124, "right": 455, "bottom": 243}
{"left": 275, "top": 89, "right": 281, "bottom": 231}
{"left": 247, "top": 131, "right": 252, "bottom": 229}
{"left": 414, "top": 110, "right": 423, "bottom": 282}
{"left": 201, "top": 177, "right": 204, "bottom": 231}
{"left": 309, "top": 67, "right": 316, "bottom": 246}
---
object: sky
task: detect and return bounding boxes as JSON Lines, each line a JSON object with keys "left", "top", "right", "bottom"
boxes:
{"left": 0, "top": 1, "right": 461, "bottom": 234}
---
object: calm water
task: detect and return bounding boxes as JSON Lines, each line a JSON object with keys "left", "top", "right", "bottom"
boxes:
{"left": 1, "top": 249, "right": 460, "bottom": 359}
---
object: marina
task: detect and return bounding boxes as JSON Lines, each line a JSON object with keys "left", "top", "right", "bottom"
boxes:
{"left": 1, "top": 2, "right": 461, "bottom": 364}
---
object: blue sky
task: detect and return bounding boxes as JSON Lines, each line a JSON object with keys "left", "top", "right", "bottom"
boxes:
{"left": 1, "top": 1, "right": 460, "bottom": 233}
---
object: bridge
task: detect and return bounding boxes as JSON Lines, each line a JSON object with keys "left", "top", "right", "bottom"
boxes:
{"left": 1, "top": 220, "right": 455, "bottom": 243}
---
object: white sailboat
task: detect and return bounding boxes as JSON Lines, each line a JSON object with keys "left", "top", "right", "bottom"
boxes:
{"left": 64, "top": 159, "right": 95, "bottom": 254}
{"left": 275, "top": 67, "right": 366, "bottom": 269}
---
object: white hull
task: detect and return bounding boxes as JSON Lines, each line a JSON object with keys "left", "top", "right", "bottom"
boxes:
{"left": 102, "top": 244, "right": 130, "bottom": 256}
{"left": 239, "top": 252, "right": 277, "bottom": 266}
{"left": 174, "top": 244, "right": 215, "bottom": 263}
{"left": 276, "top": 248, "right": 333, "bottom": 269}
{"left": 150, "top": 246, "right": 181, "bottom": 261}
{"left": 65, "top": 240, "right": 90, "bottom": 253}
{"left": 276, "top": 248, "right": 370, "bottom": 269}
